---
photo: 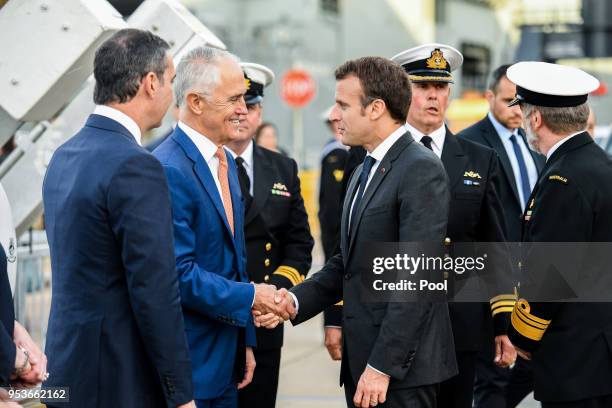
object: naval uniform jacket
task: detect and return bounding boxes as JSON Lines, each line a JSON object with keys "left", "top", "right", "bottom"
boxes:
{"left": 508, "top": 132, "right": 612, "bottom": 402}
{"left": 245, "top": 144, "right": 313, "bottom": 350}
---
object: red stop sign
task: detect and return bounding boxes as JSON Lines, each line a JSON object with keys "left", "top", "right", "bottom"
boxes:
{"left": 280, "top": 70, "right": 316, "bottom": 108}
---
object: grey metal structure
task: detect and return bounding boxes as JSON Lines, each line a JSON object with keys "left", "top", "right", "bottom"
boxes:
{"left": 0, "top": 0, "right": 227, "bottom": 236}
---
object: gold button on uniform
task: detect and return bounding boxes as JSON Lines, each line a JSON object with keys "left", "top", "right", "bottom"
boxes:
{"left": 444, "top": 237, "right": 451, "bottom": 245}
{"left": 265, "top": 242, "right": 272, "bottom": 251}
{"left": 264, "top": 275, "right": 269, "bottom": 282}
{"left": 264, "top": 259, "right": 270, "bottom": 267}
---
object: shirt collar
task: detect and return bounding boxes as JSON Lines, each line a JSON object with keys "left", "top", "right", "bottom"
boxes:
{"left": 93, "top": 105, "right": 142, "bottom": 145}
{"left": 546, "top": 131, "right": 583, "bottom": 161}
{"left": 227, "top": 139, "right": 254, "bottom": 169}
{"left": 405, "top": 122, "right": 446, "bottom": 151}
{"left": 488, "top": 112, "right": 519, "bottom": 140}
{"left": 177, "top": 121, "right": 220, "bottom": 163}
{"left": 368, "top": 125, "right": 406, "bottom": 162}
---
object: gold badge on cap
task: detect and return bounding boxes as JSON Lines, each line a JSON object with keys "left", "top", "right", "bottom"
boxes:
{"left": 426, "top": 49, "right": 448, "bottom": 70}
{"left": 244, "top": 78, "right": 251, "bottom": 90}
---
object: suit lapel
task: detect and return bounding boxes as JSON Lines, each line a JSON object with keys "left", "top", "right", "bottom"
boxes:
{"left": 172, "top": 128, "right": 236, "bottom": 244}
{"left": 246, "top": 144, "right": 273, "bottom": 225}
{"left": 341, "top": 166, "right": 360, "bottom": 259}
{"left": 441, "top": 128, "right": 468, "bottom": 191}
{"left": 481, "top": 117, "right": 522, "bottom": 207}
{"left": 347, "top": 134, "right": 411, "bottom": 254}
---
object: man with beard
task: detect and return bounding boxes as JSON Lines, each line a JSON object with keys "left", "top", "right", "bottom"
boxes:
{"left": 458, "top": 64, "right": 545, "bottom": 408}
{"left": 506, "top": 61, "right": 612, "bottom": 408}
{"left": 226, "top": 62, "right": 313, "bottom": 408}
{"left": 391, "top": 44, "right": 516, "bottom": 408}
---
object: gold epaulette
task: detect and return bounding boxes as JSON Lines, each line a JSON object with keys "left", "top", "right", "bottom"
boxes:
{"left": 273, "top": 265, "right": 304, "bottom": 286}
{"left": 490, "top": 293, "right": 517, "bottom": 317}
{"left": 511, "top": 299, "right": 551, "bottom": 341}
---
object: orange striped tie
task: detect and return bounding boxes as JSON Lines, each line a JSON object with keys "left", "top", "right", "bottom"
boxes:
{"left": 215, "top": 146, "right": 234, "bottom": 235}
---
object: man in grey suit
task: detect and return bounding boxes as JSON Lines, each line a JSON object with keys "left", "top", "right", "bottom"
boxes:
{"left": 254, "top": 57, "right": 457, "bottom": 407}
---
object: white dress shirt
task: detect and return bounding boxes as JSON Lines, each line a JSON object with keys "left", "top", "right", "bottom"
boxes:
{"left": 488, "top": 113, "right": 538, "bottom": 208}
{"left": 227, "top": 139, "right": 254, "bottom": 196}
{"left": 405, "top": 122, "right": 446, "bottom": 158}
{"left": 177, "top": 121, "right": 227, "bottom": 206}
{"left": 93, "top": 105, "right": 142, "bottom": 146}
{"left": 546, "top": 131, "right": 584, "bottom": 161}
{"left": 347, "top": 125, "right": 407, "bottom": 228}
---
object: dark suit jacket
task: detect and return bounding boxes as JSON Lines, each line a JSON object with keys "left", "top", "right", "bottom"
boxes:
{"left": 318, "top": 141, "right": 348, "bottom": 262}
{"left": 508, "top": 132, "right": 612, "bottom": 402}
{"left": 457, "top": 116, "right": 545, "bottom": 242}
{"left": 441, "top": 128, "right": 514, "bottom": 350}
{"left": 42, "top": 114, "right": 193, "bottom": 407}
{"left": 244, "top": 144, "right": 313, "bottom": 351}
{"left": 0, "top": 244, "right": 15, "bottom": 385}
{"left": 292, "top": 134, "right": 458, "bottom": 388}
{"left": 154, "top": 127, "right": 256, "bottom": 400}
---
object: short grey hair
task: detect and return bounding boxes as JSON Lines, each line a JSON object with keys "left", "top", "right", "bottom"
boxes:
{"left": 174, "top": 47, "right": 240, "bottom": 107}
{"left": 522, "top": 102, "right": 590, "bottom": 135}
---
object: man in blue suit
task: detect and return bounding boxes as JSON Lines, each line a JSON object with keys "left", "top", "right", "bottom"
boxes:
{"left": 153, "top": 47, "right": 283, "bottom": 408}
{"left": 42, "top": 29, "right": 195, "bottom": 408}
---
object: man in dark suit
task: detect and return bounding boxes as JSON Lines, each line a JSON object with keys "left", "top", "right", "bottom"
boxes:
{"left": 258, "top": 56, "right": 457, "bottom": 408}
{"left": 42, "top": 29, "right": 195, "bottom": 408}
{"left": 391, "top": 44, "right": 517, "bottom": 408}
{"left": 319, "top": 107, "right": 349, "bottom": 263}
{"left": 457, "top": 64, "right": 545, "bottom": 408}
{"left": 225, "top": 62, "right": 314, "bottom": 408}
{"left": 154, "top": 48, "right": 284, "bottom": 408}
{"left": 506, "top": 61, "right": 612, "bottom": 408}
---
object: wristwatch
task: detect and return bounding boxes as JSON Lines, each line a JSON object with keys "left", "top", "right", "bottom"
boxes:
{"left": 13, "top": 345, "right": 30, "bottom": 376}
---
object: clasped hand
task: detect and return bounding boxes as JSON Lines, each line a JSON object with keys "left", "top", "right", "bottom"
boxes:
{"left": 252, "top": 285, "right": 296, "bottom": 329}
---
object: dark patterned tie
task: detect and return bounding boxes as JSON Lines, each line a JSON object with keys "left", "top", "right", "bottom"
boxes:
{"left": 235, "top": 156, "right": 253, "bottom": 212}
{"left": 349, "top": 155, "right": 376, "bottom": 236}
{"left": 421, "top": 135, "right": 434, "bottom": 151}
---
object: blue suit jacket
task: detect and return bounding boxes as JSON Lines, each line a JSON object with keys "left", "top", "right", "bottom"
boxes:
{"left": 153, "top": 126, "right": 256, "bottom": 400}
{"left": 42, "top": 114, "right": 193, "bottom": 407}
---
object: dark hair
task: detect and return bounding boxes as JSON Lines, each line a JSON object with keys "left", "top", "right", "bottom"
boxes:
{"left": 255, "top": 122, "right": 276, "bottom": 143}
{"left": 334, "top": 57, "right": 411, "bottom": 123}
{"left": 488, "top": 64, "right": 513, "bottom": 93}
{"left": 93, "top": 28, "right": 170, "bottom": 105}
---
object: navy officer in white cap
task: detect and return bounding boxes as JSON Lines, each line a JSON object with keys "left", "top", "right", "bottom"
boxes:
{"left": 506, "top": 61, "right": 612, "bottom": 408}
{"left": 392, "top": 44, "right": 516, "bottom": 408}
{"left": 226, "top": 62, "right": 314, "bottom": 408}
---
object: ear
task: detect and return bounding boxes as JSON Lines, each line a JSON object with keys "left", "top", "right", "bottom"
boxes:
{"left": 369, "top": 99, "right": 386, "bottom": 120}
{"left": 141, "top": 72, "right": 158, "bottom": 99}
{"left": 485, "top": 89, "right": 495, "bottom": 107}
{"left": 532, "top": 109, "right": 543, "bottom": 131}
{"left": 186, "top": 92, "right": 204, "bottom": 116}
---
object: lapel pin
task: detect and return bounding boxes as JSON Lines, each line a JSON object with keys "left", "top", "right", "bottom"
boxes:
{"left": 381, "top": 167, "right": 385, "bottom": 173}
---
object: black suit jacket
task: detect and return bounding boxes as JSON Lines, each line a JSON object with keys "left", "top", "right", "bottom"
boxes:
{"left": 457, "top": 116, "right": 545, "bottom": 242}
{"left": 0, "top": 245, "right": 15, "bottom": 385}
{"left": 508, "top": 132, "right": 612, "bottom": 402}
{"left": 244, "top": 144, "right": 313, "bottom": 350}
{"left": 292, "top": 134, "right": 457, "bottom": 388}
{"left": 318, "top": 141, "right": 348, "bottom": 262}
{"left": 441, "top": 128, "right": 515, "bottom": 350}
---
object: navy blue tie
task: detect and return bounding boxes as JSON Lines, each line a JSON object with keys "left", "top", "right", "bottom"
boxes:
{"left": 350, "top": 155, "right": 376, "bottom": 235}
{"left": 509, "top": 134, "right": 531, "bottom": 208}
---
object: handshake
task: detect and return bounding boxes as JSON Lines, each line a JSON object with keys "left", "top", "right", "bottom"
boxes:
{"left": 252, "top": 284, "right": 297, "bottom": 329}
